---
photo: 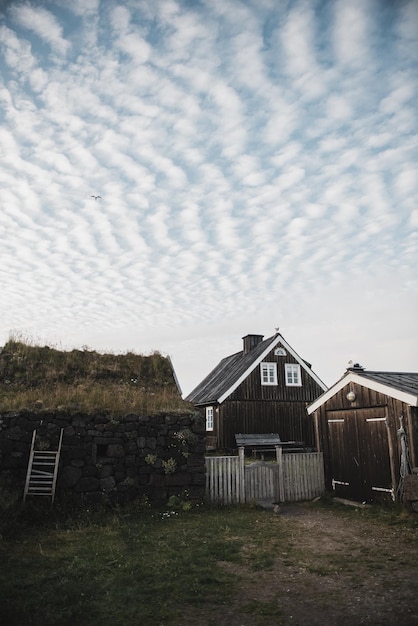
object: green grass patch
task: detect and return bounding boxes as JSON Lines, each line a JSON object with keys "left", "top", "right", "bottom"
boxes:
{"left": 1, "top": 497, "right": 417, "bottom": 626}
{"left": 242, "top": 598, "right": 284, "bottom": 619}
{"left": 0, "top": 503, "right": 288, "bottom": 626}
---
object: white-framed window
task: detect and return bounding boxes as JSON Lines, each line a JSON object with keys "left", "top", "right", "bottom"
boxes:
{"left": 285, "top": 363, "right": 302, "bottom": 386}
{"left": 206, "top": 406, "right": 214, "bottom": 431}
{"left": 260, "top": 362, "right": 277, "bottom": 385}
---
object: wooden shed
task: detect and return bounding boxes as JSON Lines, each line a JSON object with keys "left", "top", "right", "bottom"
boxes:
{"left": 186, "top": 332, "right": 327, "bottom": 451}
{"left": 307, "top": 365, "right": 418, "bottom": 503}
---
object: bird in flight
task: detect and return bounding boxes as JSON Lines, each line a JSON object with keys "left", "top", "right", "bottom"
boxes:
{"left": 91, "top": 195, "right": 101, "bottom": 200}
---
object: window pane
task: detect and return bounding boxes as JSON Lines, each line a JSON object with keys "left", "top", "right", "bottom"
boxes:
{"left": 261, "top": 362, "right": 277, "bottom": 385}
{"left": 285, "top": 364, "right": 301, "bottom": 386}
{"left": 206, "top": 407, "right": 214, "bottom": 430}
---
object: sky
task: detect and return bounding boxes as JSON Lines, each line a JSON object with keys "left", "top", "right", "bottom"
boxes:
{"left": 0, "top": 0, "right": 417, "bottom": 397}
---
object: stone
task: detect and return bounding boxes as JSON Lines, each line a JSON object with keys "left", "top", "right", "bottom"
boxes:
{"left": 100, "top": 476, "right": 116, "bottom": 493}
{"left": 165, "top": 472, "right": 191, "bottom": 486}
{"left": 59, "top": 466, "right": 83, "bottom": 488}
{"left": 191, "top": 473, "right": 206, "bottom": 485}
{"left": 107, "top": 444, "right": 124, "bottom": 457}
{"left": 186, "top": 454, "right": 205, "bottom": 467}
{"left": 0, "top": 408, "right": 205, "bottom": 504}
{"left": 74, "top": 476, "right": 100, "bottom": 492}
{"left": 100, "top": 465, "right": 113, "bottom": 478}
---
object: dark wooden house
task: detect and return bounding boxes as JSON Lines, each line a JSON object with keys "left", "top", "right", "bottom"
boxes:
{"left": 307, "top": 365, "right": 418, "bottom": 503}
{"left": 186, "top": 333, "right": 327, "bottom": 451}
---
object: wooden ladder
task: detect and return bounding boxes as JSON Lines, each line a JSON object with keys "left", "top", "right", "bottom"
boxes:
{"left": 23, "top": 429, "right": 63, "bottom": 503}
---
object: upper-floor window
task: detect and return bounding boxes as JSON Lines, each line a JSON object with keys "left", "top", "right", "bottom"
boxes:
{"left": 285, "top": 363, "right": 302, "bottom": 386}
{"left": 206, "top": 406, "right": 214, "bottom": 431}
{"left": 260, "top": 362, "right": 277, "bottom": 385}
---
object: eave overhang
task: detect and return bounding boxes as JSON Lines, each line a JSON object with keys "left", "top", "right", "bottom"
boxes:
{"left": 307, "top": 371, "right": 418, "bottom": 414}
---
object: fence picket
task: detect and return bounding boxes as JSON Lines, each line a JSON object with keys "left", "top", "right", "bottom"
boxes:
{"left": 206, "top": 452, "right": 324, "bottom": 504}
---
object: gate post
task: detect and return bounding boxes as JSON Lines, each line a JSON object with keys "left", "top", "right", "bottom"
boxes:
{"left": 238, "top": 446, "right": 245, "bottom": 503}
{"left": 275, "top": 445, "right": 284, "bottom": 503}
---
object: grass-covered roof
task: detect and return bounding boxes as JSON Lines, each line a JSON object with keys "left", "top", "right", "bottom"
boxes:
{"left": 0, "top": 338, "right": 191, "bottom": 415}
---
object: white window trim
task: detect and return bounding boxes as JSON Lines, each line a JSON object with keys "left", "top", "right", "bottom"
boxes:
{"left": 206, "top": 406, "right": 214, "bottom": 431}
{"left": 285, "top": 363, "right": 302, "bottom": 386}
{"left": 260, "top": 362, "right": 277, "bottom": 386}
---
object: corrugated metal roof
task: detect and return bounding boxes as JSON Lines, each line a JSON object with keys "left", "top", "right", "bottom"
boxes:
{"left": 186, "top": 335, "right": 275, "bottom": 404}
{"left": 356, "top": 371, "right": 418, "bottom": 396}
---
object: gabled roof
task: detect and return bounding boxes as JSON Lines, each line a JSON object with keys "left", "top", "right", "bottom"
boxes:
{"left": 307, "top": 370, "right": 418, "bottom": 414}
{"left": 186, "top": 333, "right": 327, "bottom": 405}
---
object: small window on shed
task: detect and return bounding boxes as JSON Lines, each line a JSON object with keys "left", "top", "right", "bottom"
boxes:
{"left": 206, "top": 406, "right": 214, "bottom": 431}
{"left": 285, "top": 363, "right": 302, "bottom": 386}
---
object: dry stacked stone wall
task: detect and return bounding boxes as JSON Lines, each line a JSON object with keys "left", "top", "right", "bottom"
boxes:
{"left": 0, "top": 409, "right": 206, "bottom": 504}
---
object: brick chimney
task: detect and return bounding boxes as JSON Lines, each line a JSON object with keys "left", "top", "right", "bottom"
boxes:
{"left": 242, "top": 334, "right": 264, "bottom": 354}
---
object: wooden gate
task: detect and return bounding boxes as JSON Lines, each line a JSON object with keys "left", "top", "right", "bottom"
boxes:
{"left": 327, "top": 408, "right": 393, "bottom": 502}
{"left": 244, "top": 461, "right": 281, "bottom": 503}
{"left": 205, "top": 449, "right": 324, "bottom": 504}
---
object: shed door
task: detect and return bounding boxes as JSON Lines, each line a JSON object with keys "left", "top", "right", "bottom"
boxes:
{"left": 326, "top": 408, "right": 392, "bottom": 502}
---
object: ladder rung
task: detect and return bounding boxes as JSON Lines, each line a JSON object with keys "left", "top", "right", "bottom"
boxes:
{"left": 33, "top": 451, "right": 58, "bottom": 455}
{"left": 28, "top": 481, "right": 53, "bottom": 485}
{"left": 28, "top": 485, "right": 53, "bottom": 490}
{"left": 32, "top": 461, "right": 57, "bottom": 466}
{"left": 29, "top": 483, "right": 52, "bottom": 489}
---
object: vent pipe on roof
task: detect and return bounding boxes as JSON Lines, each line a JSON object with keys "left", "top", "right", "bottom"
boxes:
{"left": 242, "top": 334, "right": 264, "bottom": 354}
{"left": 347, "top": 362, "right": 365, "bottom": 372}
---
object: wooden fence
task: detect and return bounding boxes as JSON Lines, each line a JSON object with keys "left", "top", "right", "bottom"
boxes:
{"left": 205, "top": 448, "right": 325, "bottom": 504}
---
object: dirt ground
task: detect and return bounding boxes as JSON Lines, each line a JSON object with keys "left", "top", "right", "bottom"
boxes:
{"left": 183, "top": 502, "right": 418, "bottom": 626}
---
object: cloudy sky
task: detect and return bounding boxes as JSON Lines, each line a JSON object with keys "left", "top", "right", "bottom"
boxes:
{"left": 0, "top": 0, "right": 417, "bottom": 396}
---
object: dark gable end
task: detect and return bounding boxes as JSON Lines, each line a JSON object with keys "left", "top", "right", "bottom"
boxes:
{"left": 308, "top": 370, "right": 418, "bottom": 414}
{"left": 306, "top": 368, "right": 418, "bottom": 503}
{"left": 186, "top": 333, "right": 327, "bottom": 406}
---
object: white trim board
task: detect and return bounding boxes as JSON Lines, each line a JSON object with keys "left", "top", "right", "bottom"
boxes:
{"left": 307, "top": 372, "right": 418, "bottom": 414}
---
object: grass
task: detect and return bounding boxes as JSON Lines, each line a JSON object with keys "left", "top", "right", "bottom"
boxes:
{"left": 0, "top": 500, "right": 280, "bottom": 626}
{"left": 0, "top": 494, "right": 417, "bottom": 626}
{"left": 0, "top": 335, "right": 192, "bottom": 414}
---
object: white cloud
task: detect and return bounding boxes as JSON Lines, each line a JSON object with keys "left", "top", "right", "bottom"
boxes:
{"left": 0, "top": 24, "right": 36, "bottom": 73}
{"left": 10, "top": 4, "right": 70, "bottom": 56}
{"left": 0, "top": 0, "right": 416, "bottom": 396}
{"left": 409, "top": 210, "right": 418, "bottom": 229}
{"left": 326, "top": 94, "right": 353, "bottom": 121}
{"left": 65, "top": 0, "right": 100, "bottom": 17}
{"left": 332, "top": 0, "right": 369, "bottom": 67}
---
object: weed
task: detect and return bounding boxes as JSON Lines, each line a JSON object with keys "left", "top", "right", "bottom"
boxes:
{"left": 162, "top": 457, "right": 177, "bottom": 475}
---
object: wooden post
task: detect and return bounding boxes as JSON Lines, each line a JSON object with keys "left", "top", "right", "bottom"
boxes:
{"left": 275, "top": 445, "right": 284, "bottom": 503}
{"left": 385, "top": 409, "right": 397, "bottom": 500}
{"left": 406, "top": 406, "right": 417, "bottom": 469}
{"left": 238, "top": 446, "right": 245, "bottom": 503}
